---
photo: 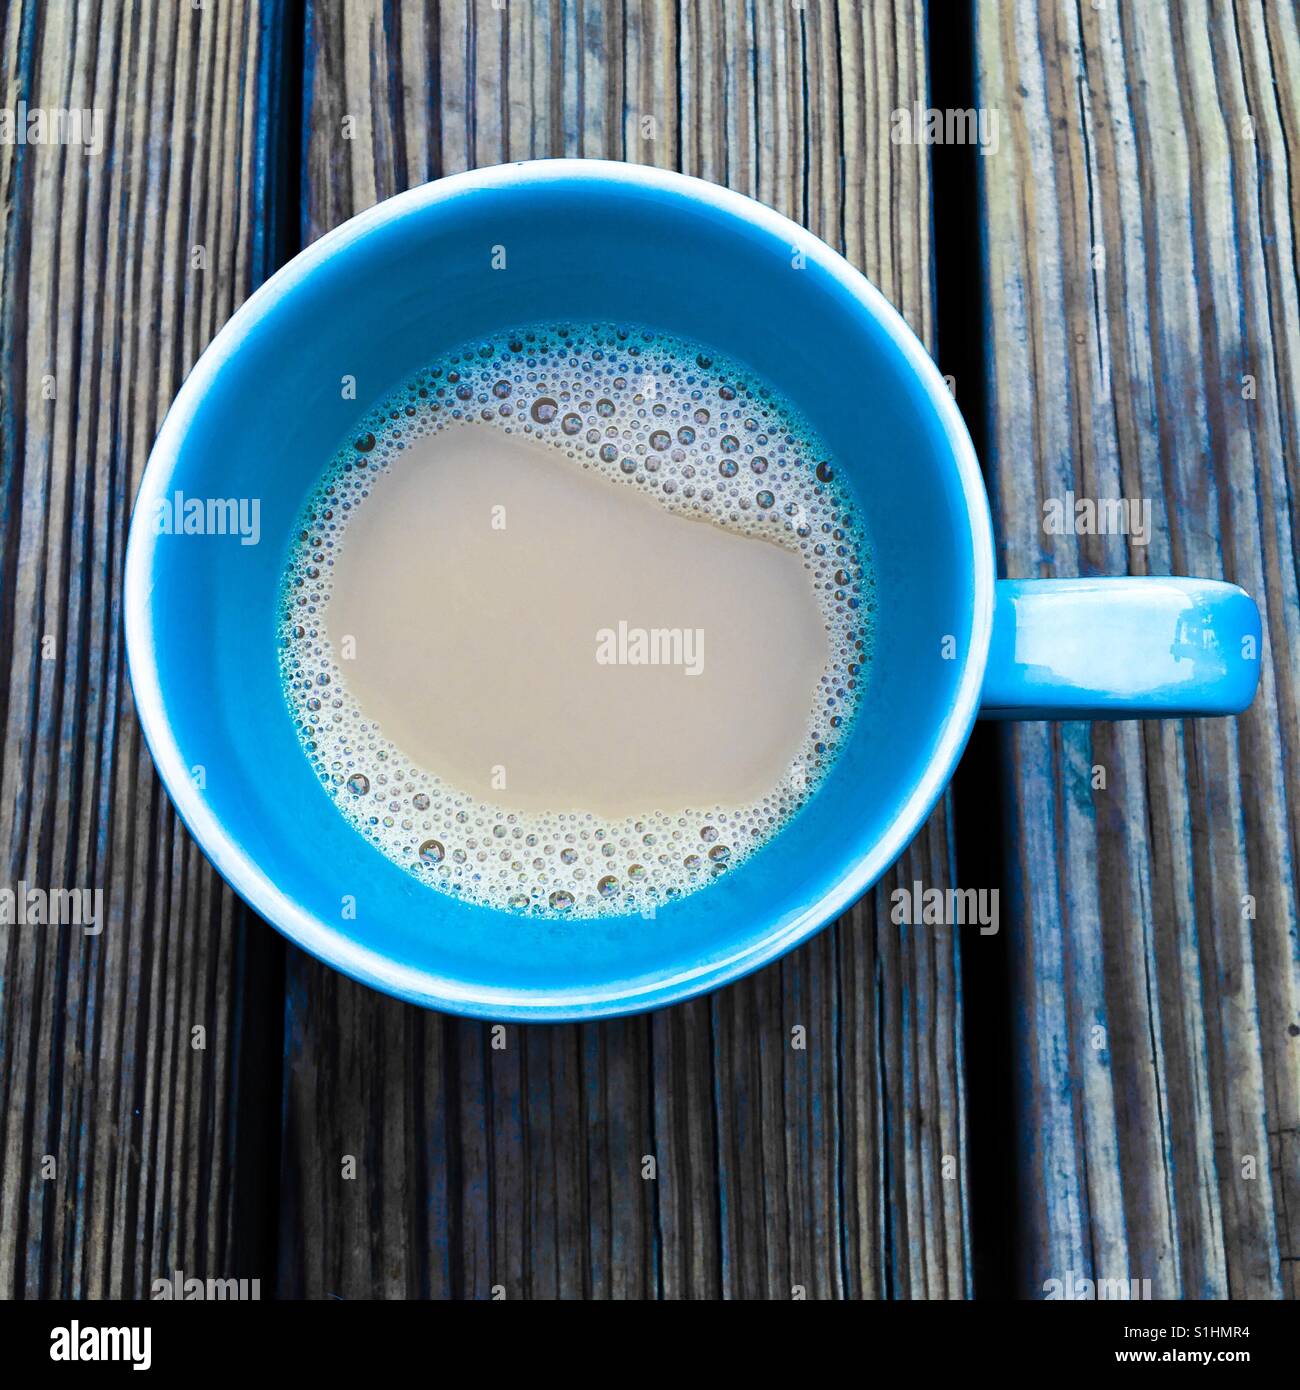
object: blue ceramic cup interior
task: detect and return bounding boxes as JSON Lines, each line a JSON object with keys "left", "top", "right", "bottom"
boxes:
{"left": 125, "top": 160, "right": 1261, "bottom": 1019}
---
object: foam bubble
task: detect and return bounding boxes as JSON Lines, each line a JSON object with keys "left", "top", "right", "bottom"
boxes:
{"left": 278, "top": 322, "right": 874, "bottom": 918}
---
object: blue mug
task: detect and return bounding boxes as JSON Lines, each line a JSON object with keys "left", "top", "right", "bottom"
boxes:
{"left": 124, "top": 160, "right": 1261, "bottom": 1020}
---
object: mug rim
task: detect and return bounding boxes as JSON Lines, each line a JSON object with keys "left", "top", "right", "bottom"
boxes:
{"left": 124, "top": 158, "right": 996, "bottom": 1020}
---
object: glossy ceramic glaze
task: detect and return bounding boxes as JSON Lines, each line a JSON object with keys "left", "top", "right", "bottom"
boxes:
{"left": 983, "top": 577, "right": 1260, "bottom": 719}
{"left": 123, "top": 160, "right": 1259, "bottom": 1020}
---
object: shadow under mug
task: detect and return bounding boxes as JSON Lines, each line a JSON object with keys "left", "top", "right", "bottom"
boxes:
{"left": 124, "top": 160, "right": 1262, "bottom": 1021}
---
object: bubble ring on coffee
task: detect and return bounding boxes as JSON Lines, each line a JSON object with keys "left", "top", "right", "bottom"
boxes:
{"left": 278, "top": 322, "right": 874, "bottom": 918}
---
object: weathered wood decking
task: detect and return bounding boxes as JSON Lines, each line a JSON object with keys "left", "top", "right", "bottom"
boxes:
{"left": 978, "top": 0, "right": 1299, "bottom": 1297}
{"left": 0, "top": 0, "right": 288, "bottom": 1298}
{"left": 282, "top": 0, "right": 966, "bottom": 1301}
{"left": 0, "top": 0, "right": 1293, "bottom": 1299}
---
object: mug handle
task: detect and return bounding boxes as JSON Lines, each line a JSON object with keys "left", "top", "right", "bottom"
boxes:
{"left": 979, "top": 577, "right": 1262, "bottom": 720}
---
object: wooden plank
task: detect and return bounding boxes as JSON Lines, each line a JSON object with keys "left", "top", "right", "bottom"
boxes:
{"left": 281, "top": 0, "right": 969, "bottom": 1298}
{"left": 0, "top": 0, "right": 291, "bottom": 1296}
{"left": 977, "top": 0, "right": 1300, "bottom": 1298}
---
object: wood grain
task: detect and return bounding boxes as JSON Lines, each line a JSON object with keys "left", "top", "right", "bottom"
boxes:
{"left": 279, "top": 0, "right": 970, "bottom": 1299}
{"left": 0, "top": 0, "right": 291, "bottom": 1296}
{"left": 977, "top": 0, "right": 1299, "bottom": 1298}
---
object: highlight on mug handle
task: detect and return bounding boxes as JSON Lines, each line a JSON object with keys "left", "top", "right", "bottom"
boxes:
{"left": 979, "top": 577, "right": 1263, "bottom": 721}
